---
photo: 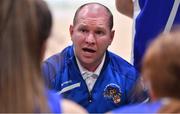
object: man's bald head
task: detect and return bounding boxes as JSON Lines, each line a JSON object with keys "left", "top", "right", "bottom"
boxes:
{"left": 73, "top": 3, "right": 113, "bottom": 30}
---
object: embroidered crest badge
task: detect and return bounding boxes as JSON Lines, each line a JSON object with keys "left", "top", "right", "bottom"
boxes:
{"left": 103, "top": 83, "right": 122, "bottom": 104}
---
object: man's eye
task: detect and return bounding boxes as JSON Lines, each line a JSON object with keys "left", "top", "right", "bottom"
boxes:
{"left": 79, "top": 29, "right": 87, "bottom": 33}
{"left": 96, "top": 31, "right": 104, "bottom": 35}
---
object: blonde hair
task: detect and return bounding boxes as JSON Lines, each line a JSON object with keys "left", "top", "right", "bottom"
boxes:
{"left": 158, "top": 99, "right": 180, "bottom": 113}
{"left": 0, "top": 0, "right": 51, "bottom": 112}
{"left": 142, "top": 30, "right": 180, "bottom": 113}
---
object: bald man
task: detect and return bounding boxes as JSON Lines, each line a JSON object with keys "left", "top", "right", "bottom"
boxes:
{"left": 42, "top": 3, "right": 142, "bottom": 113}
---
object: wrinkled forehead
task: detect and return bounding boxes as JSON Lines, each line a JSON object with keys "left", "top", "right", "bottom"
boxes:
{"left": 77, "top": 4, "right": 109, "bottom": 20}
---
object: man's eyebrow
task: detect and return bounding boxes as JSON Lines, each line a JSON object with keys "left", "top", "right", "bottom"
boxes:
{"left": 96, "top": 27, "right": 106, "bottom": 31}
{"left": 78, "top": 24, "right": 88, "bottom": 28}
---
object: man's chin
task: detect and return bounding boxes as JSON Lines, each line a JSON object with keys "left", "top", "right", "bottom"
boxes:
{"left": 81, "top": 59, "right": 94, "bottom": 65}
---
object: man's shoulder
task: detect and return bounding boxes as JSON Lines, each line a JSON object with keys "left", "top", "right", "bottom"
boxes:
{"left": 107, "top": 51, "right": 138, "bottom": 80}
{"left": 41, "top": 46, "right": 74, "bottom": 84}
{"left": 108, "top": 51, "right": 134, "bottom": 68}
{"left": 44, "top": 45, "right": 73, "bottom": 65}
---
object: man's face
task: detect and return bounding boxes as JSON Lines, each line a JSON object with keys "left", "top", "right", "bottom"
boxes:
{"left": 69, "top": 4, "right": 114, "bottom": 71}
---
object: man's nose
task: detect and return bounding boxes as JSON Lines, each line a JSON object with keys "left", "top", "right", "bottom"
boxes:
{"left": 85, "top": 33, "right": 95, "bottom": 44}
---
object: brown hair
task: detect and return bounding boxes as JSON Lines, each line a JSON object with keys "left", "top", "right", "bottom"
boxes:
{"left": 0, "top": 0, "right": 52, "bottom": 112}
{"left": 142, "top": 30, "right": 180, "bottom": 113}
{"left": 158, "top": 99, "right": 180, "bottom": 113}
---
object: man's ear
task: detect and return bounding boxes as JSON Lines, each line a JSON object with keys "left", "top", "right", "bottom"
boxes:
{"left": 109, "top": 30, "right": 115, "bottom": 45}
{"left": 69, "top": 25, "right": 74, "bottom": 41}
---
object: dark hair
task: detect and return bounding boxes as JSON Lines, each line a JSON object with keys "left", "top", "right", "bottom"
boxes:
{"left": 0, "top": 0, "right": 52, "bottom": 112}
{"left": 35, "top": 0, "right": 52, "bottom": 50}
{"left": 33, "top": 0, "right": 52, "bottom": 62}
{"left": 73, "top": 2, "right": 113, "bottom": 30}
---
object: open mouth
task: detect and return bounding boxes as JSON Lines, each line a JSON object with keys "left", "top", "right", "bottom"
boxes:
{"left": 82, "top": 48, "right": 96, "bottom": 53}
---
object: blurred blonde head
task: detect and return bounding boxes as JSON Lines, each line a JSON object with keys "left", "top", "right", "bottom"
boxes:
{"left": 0, "top": 0, "right": 52, "bottom": 112}
{"left": 142, "top": 30, "right": 180, "bottom": 99}
{"left": 142, "top": 29, "right": 180, "bottom": 113}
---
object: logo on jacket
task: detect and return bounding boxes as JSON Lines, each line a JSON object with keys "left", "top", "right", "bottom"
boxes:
{"left": 103, "top": 83, "right": 122, "bottom": 104}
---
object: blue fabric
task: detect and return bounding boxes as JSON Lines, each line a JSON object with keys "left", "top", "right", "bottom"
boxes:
{"left": 42, "top": 45, "right": 140, "bottom": 113}
{"left": 134, "top": 0, "right": 180, "bottom": 71}
{"left": 112, "top": 100, "right": 163, "bottom": 113}
{"left": 47, "top": 90, "right": 61, "bottom": 113}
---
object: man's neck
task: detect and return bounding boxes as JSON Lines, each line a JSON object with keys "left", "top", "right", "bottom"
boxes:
{"left": 75, "top": 53, "right": 106, "bottom": 74}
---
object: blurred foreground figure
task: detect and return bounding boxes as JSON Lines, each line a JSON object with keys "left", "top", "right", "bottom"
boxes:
{"left": 0, "top": 0, "right": 87, "bottom": 113}
{"left": 110, "top": 30, "right": 180, "bottom": 113}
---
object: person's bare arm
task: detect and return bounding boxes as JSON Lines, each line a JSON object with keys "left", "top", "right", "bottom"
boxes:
{"left": 61, "top": 99, "right": 87, "bottom": 114}
{"left": 115, "top": 0, "right": 133, "bottom": 18}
